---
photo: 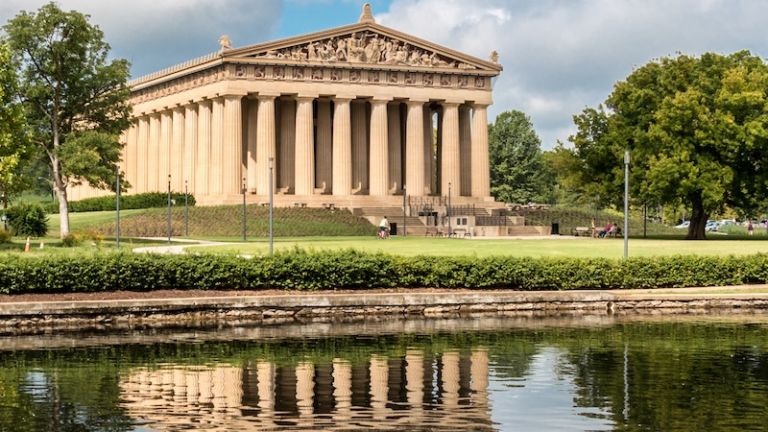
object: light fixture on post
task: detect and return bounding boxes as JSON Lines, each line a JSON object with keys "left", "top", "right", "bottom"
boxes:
{"left": 268, "top": 157, "right": 274, "bottom": 256}
{"left": 624, "top": 150, "right": 630, "bottom": 259}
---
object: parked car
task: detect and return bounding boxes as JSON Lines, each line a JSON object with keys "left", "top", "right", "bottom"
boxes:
{"left": 705, "top": 220, "right": 720, "bottom": 232}
{"left": 674, "top": 221, "right": 690, "bottom": 229}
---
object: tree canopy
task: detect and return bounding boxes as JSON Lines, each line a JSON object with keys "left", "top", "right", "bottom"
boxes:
{"left": 0, "top": 42, "right": 29, "bottom": 210}
{"left": 566, "top": 51, "right": 768, "bottom": 239}
{"left": 489, "top": 110, "right": 552, "bottom": 204}
{"left": 2, "top": 2, "right": 131, "bottom": 237}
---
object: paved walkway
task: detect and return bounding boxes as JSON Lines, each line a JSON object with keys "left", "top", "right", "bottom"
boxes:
{"left": 132, "top": 238, "right": 242, "bottom": 254}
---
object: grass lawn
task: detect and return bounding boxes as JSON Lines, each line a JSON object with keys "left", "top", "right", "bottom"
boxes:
{"left": 47, "top": 209, "right": 146, "bottom": 236}
{"left": 187, "top": 236, "right": 768, "bottom": 258}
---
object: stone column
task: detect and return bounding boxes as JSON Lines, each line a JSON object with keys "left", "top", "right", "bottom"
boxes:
{"left": 183, "top": 104, "right": 198, "bottom": 194}
{"left": 294, "top": 96, "right": 315, "bottom": 196}
{"left": 257, "top": 361, "right": 276, "bottom": 421}
{"left": 332, "top": 97, "right": 352, "bottom": 196}
{"left": 440, "top": 102, "right": 460, "bottom": 198}
{"left": 351, "top": 99, "right": 368, "bottom": 192}
{"left": 387, "top": 102, "right": 402, "bottom": 193}
{"left": 210, "top": 97, "right": 225, "bottom": 195}
{"left": 159, "top": 110, "right": 173, "bottom": 184}
{"left": 160, "top": 110, "right": 173, "bottom": 185}
{"left": 148, "top": 113, "right": 161, "bottom": 191}
{"left": 333, "top": 359, "right": 352, "bottom": 422}
{"left": 295, "top": 362, "right": 315, "bottom": 422}
{"left": 405, "top": 350, "right": 424, "bottom": 411}
{"left": 171, "top": 107, "right": 185, "bottom": 191}
{"left": 136, "top": 116, "right": 149, "bottom": 193}
{"left": 256, "top": 95, "right": 277, "bottom": 196}
{"left": 459, "top": 104, "right": 472, "bottom": 196}
{"left": 316, "top": 99, "right": 333, "bottom": 193}
{"left": 405, "top": 100, "right": 426, "bottom": 196}
{"left": 223, "top": 95, "right": 244, "bottom": 195}
{"left": 442, "top": 351, "right": 460, "bottom": 409}
{"left": 370, "top": 355, "right": 389, "bottom": 420}
{"left": 246, "top": 97, "right": 259, "bottom": 193}
{"left": 470, "top": 348, "right": 489, "bottom": 407}
{"left": 369, "top": 98, "right": 389, "bottom": 196}
{"left": 471, "top": 104, "right": 491, "bottom": 198}
{"left": 279, "top": 98, "right": 296, "bottom": 192}
{"left": 196, "top": 100, "right": 212, "bottom": 196}
{"left": 125, "top": 123, "right": 138, "bottom": 192}
{"left": 423, "top": 106, "right": 433, "bottom": 195}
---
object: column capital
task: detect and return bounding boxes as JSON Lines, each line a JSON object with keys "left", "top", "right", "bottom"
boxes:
{"left": 441, "top": 100, "right": 462, "bottom": 108}
{"left": 296, "top": 93, "right": 318, "bottom": 101}
{"left": 406, "top": 98, "right": 429, "bottom": 105}
{"left": 472, "top": 102, "right": 490, "bottom": 109}
{"left": 223, "top": 94, "right": 244, "bottom": 102}
{"left": 333, "top": 95, "right": 356, "bottom": 102}
{"left": 371, "top": 96, "right": 393, "bottom": 103}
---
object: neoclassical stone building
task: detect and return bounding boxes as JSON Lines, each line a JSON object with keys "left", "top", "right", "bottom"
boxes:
{"left": 71, "top": 4, "right": 502, "bottom": 208}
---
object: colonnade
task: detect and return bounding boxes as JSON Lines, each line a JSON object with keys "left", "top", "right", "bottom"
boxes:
{"left": 120, "top": 93, "right": 491, "bottom": 200}
{"left": 120, "top": 349, "right": 490, "bottom": 429}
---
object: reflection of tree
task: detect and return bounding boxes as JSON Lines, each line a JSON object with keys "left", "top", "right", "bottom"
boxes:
{"left": 556, "top": 324, "right": 768, "bottom": 431}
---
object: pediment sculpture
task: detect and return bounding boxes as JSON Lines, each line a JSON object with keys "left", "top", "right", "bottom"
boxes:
{"left": 255, "top": 31, "right": 477, "bottom": 70}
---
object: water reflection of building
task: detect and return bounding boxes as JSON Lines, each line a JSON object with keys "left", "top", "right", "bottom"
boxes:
{"left": 120, "top": 348, "right": 491, "bottom": 430}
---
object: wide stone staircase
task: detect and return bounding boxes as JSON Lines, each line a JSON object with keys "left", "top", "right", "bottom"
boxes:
{"left": 353, "top": 207, "right": 429, "bottom": 236}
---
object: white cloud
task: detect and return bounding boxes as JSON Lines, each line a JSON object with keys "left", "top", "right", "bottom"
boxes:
{"left": 0, "top": 0, "right": 283, "bottom": 77}
{"left": 378, "top": 0, "right": 768, "bottom": 149}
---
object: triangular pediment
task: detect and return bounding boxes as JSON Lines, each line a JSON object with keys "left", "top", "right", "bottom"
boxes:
{"left": 225, "top": 22, "right": 501, "bottom": 73}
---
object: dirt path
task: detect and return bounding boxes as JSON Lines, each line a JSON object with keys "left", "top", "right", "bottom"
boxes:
{"left": 132, "top": 237, "right": 242, "bottom": 254}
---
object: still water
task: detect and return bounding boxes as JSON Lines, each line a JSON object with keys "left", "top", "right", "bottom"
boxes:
{"left": 1, "top": 314, "right": 768, "bottom": 431}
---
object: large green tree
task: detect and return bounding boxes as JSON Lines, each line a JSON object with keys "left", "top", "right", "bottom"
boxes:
{"left": 568, "top": 51, "right": 768, "bottom": 239}
{"left": 3, "top": 2, "right": 131, "bottom": 237}
{"left": 489, "top": 110, "right": 552, "bottom": 204}
{"left": 0, "top": 42, "right": 28, "bottom": 211}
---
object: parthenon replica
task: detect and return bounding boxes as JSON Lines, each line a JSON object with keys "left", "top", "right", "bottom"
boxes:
{"left": 71, "top": 4, "right": 502, "bottom": 211}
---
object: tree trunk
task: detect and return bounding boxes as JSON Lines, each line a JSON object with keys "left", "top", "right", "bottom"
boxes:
{"left": 51, "top": 154, "right": 70, "bottom": 238}
{"left": 686, "top": 193, "right": 708, "bottom": 240}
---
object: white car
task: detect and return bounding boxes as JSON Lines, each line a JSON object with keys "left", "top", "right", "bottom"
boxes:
{"left": 674, "top": 221, "right": 690, "bottom": 229}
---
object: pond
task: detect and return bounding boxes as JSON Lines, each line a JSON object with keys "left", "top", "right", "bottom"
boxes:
{"left": 1, "top": 314, "right": 767, "bottom": 431}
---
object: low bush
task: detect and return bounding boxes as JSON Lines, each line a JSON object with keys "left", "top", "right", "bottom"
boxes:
{"left": 45, "top": 192, "right": 195, "bottom": 213}
{"left": 61, "top": 233, "right": 82, "bottom": 248}
{"left": 0, "top": 251, "right": 767, "bottom": 294}
{"left": 0, "top": 229, "right": 11, "bottom": 244}
{"left": 6, "top": 203, "right": 48, "bottom": 237}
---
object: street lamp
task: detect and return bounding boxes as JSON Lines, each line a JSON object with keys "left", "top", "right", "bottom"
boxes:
{"left": 402, "top": 185, "right": 407, "bottom": 238}
{"left": 241, "top": 177, "right": 247, "bottom": 241}
{"left": 447, "top": 182, "right": 452, "bottom": 237}
{"left": 116, "top": 169, "right": 121, "bottom": 249}
{"left": 167, "top": 174, "right": 172, "bottom": 244}
{"left": 624, "top": 150, "right": 630, "bottom": 259}
{"left": 268, "top": 157, "right": 274, "bottom": 256}
{"left": 184, "top": 180, "right": 189, "bottom": 237}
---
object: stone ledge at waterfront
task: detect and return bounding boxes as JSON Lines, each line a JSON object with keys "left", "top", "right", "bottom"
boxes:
{"left": 2, "top": 286, "right": 768, "bottom": 335}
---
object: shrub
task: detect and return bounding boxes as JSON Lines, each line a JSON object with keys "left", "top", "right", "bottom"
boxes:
{"left": 45, "top": 192, "right": 195, "bottom": 213}
{"left": 0, "top": 251, "right": 767, "bottom": 295}
{"left": 6, "top": 203, "right": 48, "bottom": 237}
{"left": 61, "top": 233, "right": 82, "bottom": 247}
{"left": 0, "top": 229, "right": 11, "bottom": 244}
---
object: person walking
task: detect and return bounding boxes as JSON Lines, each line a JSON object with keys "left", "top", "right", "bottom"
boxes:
{"left": 748, "top": 220, "right": 754, "bottom": 236}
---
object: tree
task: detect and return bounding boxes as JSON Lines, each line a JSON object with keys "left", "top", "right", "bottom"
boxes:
{"left": 568, "top": 51, "right": 768, "bottom": 239}
{"left": 3, "top": 2, "right": 131, "bottom": 237}
{"left": 489, "top": 110, "right": 551, "bottom": 204}
{"left": 0, "top": 42, "right": 28, "bottom": 210}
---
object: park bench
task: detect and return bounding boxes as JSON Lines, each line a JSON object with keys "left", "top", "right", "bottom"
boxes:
{"left": 573, "top": 226, "right": 590, "bottom": 236}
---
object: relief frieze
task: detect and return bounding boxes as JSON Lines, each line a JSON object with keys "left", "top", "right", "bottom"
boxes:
{"left": 256, "top": 30, "right": 477, "bottom": 71}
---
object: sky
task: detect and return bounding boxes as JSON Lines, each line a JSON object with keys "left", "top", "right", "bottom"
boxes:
{"left": 2, "top": 0, "right": 768, "bottom": 149}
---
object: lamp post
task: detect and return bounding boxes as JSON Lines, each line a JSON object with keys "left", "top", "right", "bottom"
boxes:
{"left": 116, "top": 170, "right": 121, "bottom": 249}
{"left": 624, "top": 150, "right": 630, "bottom": 259}
{"left": 402, "top": 185, "right": 407, "bottom": 238}
{"left": 167, "top": 174, "right": 172, "bottom": 244}
{"left": 268, "top": 157, "right": 274, "bottom": 256}
{"left": 447, "top": 182, "right": 452, "bottom": 237}
{"left": 184, "top": 180, "right": 189, "bottom": 237}
{"left": 242, "top": 177, "right": 247, "bottom": 241}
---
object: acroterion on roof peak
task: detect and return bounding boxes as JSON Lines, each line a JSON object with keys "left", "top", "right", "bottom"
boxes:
{"left": 359, "top": 3, "right": 375, "bottom": 24}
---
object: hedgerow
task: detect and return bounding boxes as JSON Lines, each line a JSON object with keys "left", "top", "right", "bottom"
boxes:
{"left": 44, "top": 192, "right": 195, "bottom": 213}
{"left": 0, "top": 252, "right": 767, "bottom": 294}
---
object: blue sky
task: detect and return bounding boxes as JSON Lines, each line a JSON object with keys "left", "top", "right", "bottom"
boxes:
{"left": 2, "top": 0, "right": 768, "bottom": 149}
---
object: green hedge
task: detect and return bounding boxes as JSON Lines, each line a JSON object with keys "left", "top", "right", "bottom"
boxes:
{"left": 1, "top": 251, "right": 767, "bottom": 294}
{"left": 45, "top": 192, "right": 195, "bottom": 213}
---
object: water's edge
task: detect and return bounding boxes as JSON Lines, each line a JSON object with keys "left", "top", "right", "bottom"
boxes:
{"left": 2, "top": 287, "right": 768, "bottom": 336}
